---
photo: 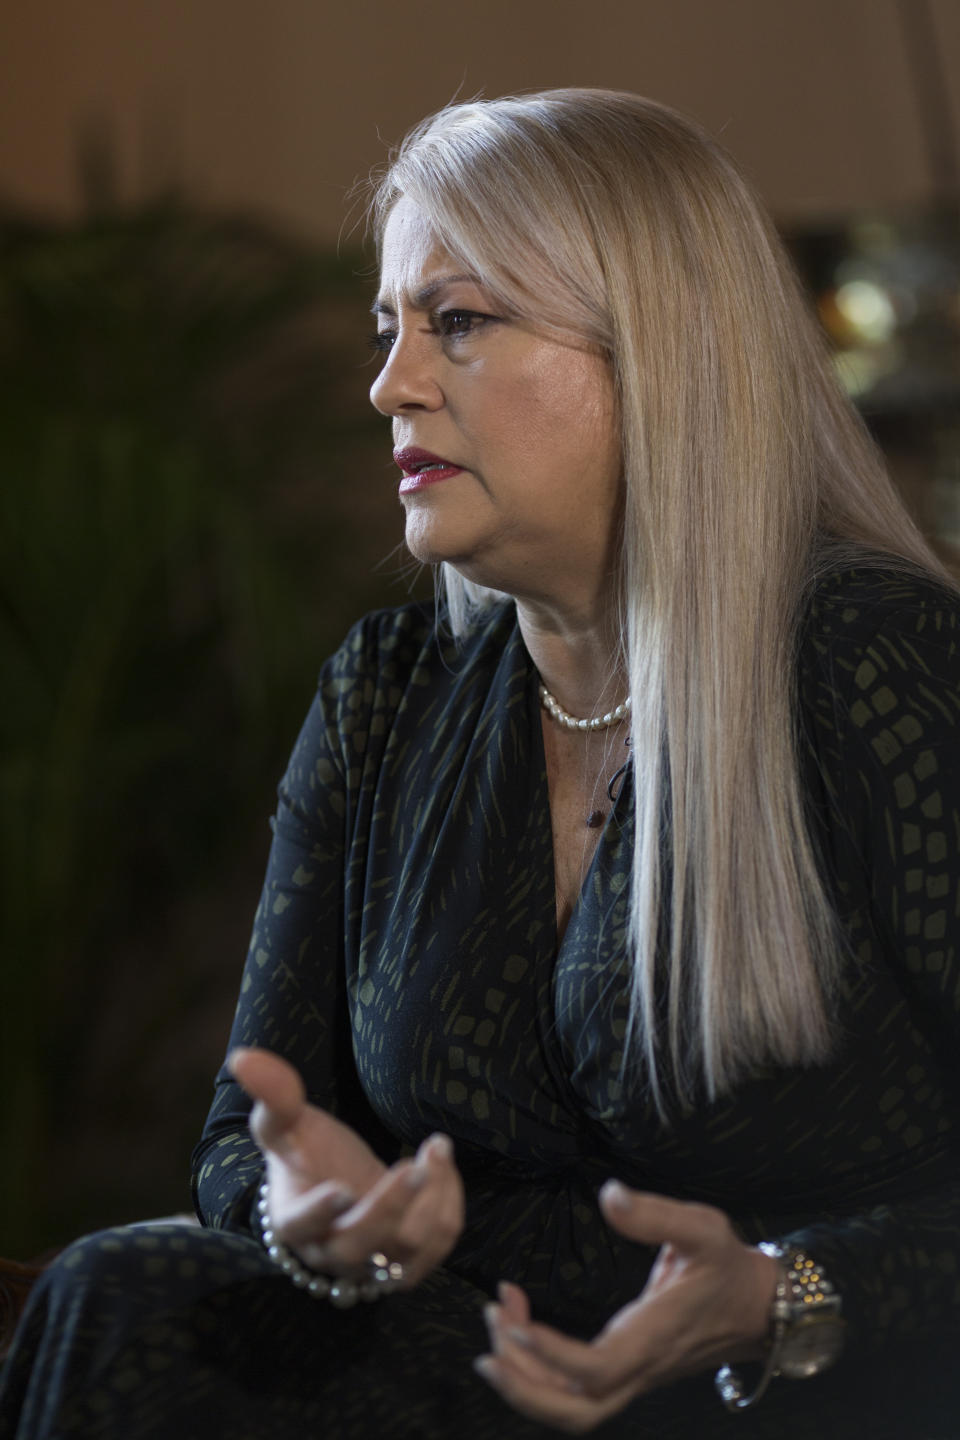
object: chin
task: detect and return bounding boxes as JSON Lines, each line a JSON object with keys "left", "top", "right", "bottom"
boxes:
{"left": 403, "top": 534, "right": 450, "bottom": 567}
{"left": 402, "top": 512, "right": 513, "bottom": 592}
{"left": 403, "top": 517, "right": 474, "bottom": 570}
{"left": 404, "top": 538, "right": 501, "bottom": 593}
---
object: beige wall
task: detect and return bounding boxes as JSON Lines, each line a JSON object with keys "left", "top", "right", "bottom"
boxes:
{"left": 2, "top": 0, "right": 958, "bottom": 238}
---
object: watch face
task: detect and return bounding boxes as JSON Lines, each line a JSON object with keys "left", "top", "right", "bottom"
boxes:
{"left": 779, "top": 1314, "right": 846, "bottom": 1380}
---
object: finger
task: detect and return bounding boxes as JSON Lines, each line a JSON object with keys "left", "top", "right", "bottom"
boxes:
{"left": 390, "top": 1136, "right": 464, "bottom": 1280}
{"left": 303, "top": 1137, "right": 463, "bottom": 1282}
{"left": 485, "top": 1294, "right": 581, "bottom": 1391}
{"left": 496, "top": 1281, "right": 531, "bottom": 1327}
{"left": 406, "top": 1133, "right": 457, "bottom": 1208}
{"left": 402, "top": 1134, "right": 463, "bottom": 1226}
{"left": 495, "top": 1305, "right": 664, "bottom": 1400}
{"left": 322, "top": 1161, "right": 427, "bottom": 1269}
{"left": 599, "top": 1182, "right": 730, "bottom": 1254}
{"left": 482, "top": 1312, "right": 584, "bottom": 1393}
{"left": 474, "top": 1352, "right": 637, "bottom": 1433}
{"left": 228, "top": 1048, "right": 306, "bottom": 1152}
{"left": 419, "top": 1132, "right": 454, "bottom": 1165}
{"left": 495, "top": 1321, "right": 607, "bottom": 1391}
{"left": 268, "top": 1179, "right": 358, "bottom": 1262}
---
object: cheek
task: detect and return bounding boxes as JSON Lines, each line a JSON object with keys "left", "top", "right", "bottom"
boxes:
{"left": 480, "top": 364, "right": 615, "bottom": 470}
{"left": 524, "top": 367, "right": 619, "bottom": 484}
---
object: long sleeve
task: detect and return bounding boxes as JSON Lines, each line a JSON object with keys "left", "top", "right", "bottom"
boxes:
{"left": 781, "top": 573, "right": 960, "bottom": 1355}
{"left": 190, "top": 613, "right": 403, "bottom": 1232}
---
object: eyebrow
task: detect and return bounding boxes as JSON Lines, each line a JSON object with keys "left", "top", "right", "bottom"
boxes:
{"left": 371, "top": 272, "right": 484, "bottom": 317}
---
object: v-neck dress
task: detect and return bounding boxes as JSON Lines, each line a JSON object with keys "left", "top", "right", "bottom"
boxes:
{"left": 2, "top": 566, "right": 960, "bottom": 1439}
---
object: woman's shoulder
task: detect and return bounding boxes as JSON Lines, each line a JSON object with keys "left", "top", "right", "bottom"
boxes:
{"left": 326, "top": 597, "right": 518, "bottom": 683}
{"left": 801, "top": 557, "right": 960, "bottom": 661}
{"left": 287, "top": 598, "right": 521, "bottom": 785}
{"left": 312, "top": 599, "right": 521, "bottom": 744}
{"left": 797, "top": 556, "right": 960, "bottom": 742}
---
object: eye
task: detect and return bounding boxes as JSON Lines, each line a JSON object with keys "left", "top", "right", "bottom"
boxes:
{"left": 434, "top": 308, "right": 493, "bottom": 340}
{"left": 367, "top": 307, "right": 496, "bottom": 356}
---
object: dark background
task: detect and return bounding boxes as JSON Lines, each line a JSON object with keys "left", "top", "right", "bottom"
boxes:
{"left": 1, "top": 0, "right": 958, "bottom": 1258}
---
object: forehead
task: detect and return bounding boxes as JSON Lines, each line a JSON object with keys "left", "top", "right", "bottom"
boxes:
{"left": 377, "top": 198, "right": 469, "bottom": 307}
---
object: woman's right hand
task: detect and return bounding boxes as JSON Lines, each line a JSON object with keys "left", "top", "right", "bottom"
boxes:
{"left": 228, "top": 1046, "right": 464, "bottom": 1288}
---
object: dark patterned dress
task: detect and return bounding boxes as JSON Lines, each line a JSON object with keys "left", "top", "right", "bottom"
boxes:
{"left": 2, "top": 566, "right": 960, "bottom": 1439}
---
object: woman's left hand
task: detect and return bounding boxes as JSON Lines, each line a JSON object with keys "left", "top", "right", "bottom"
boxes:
{"left": 475, "top": 1181, "right": 778, "bottom": 1433}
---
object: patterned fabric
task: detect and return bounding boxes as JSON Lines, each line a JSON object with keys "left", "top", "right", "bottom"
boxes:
{"left": 2, "top": 566, "right": 959, "bottom": 1438}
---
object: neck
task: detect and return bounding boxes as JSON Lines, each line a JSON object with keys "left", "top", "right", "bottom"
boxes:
{"left": 516, "top": 593, "right": 626, "bottom": 722}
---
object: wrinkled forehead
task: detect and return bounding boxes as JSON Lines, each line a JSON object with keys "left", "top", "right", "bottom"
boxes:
{"left": 377, "top": 197, "right": 468, "bottom": 308}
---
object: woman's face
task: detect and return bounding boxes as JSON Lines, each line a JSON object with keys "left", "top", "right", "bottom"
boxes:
{"left": 370, "top": 199, "right": 622, "bottom": 613}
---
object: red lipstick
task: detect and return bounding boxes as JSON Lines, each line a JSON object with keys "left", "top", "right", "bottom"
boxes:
{"left": 393, "top": 447, "right": 464, "bottom": 494}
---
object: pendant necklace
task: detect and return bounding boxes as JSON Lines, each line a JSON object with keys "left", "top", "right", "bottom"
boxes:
{"left": 538, "top": 682, "right": 632, "bottom": 828}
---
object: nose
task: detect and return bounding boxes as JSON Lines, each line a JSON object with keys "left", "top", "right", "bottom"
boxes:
{"left": 369, "top": 328, "right": 444, "bottom": 417}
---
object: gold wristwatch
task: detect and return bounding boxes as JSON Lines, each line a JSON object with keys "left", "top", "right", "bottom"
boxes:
{"left": 715, "top": 1243, "right": 845, "bottom": 1411}
{"left": 761, "top": 1243, "right": 846, "bottom": 1378}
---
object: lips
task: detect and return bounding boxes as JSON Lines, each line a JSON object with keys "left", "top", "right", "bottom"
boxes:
{"left": 393, "top": 447, "right": 464, "bottom": 493}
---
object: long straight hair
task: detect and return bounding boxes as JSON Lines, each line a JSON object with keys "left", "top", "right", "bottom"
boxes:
{"left": 372, "top": 90, "right": 954, "bottom": 1111}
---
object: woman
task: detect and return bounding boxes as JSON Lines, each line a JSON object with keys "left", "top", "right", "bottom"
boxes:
{"left": 2, "top": 89, "right": 959, "bottom": 1439}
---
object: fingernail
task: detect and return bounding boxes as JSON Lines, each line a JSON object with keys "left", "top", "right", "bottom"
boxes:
{"left": 482, "top": 1302, "right": 499, "bottom": 1331}
{"left": 427, "top": 1133, "right": 453, "bottom": 1161}
{"left": 506, "top": 1327, "right": 533, "bottom": 1348}
{"left": 404, "top": 1166, "right": 428, "bottom": 1192}
{"left": 473, "top": 1357, "right": 496, "bottom": 1381}
{"left": 328, "top": 1189, "right": 355, "bottom": 1215}
{"left": 601, "top": 1178, "right": 629, "bottom": 1208}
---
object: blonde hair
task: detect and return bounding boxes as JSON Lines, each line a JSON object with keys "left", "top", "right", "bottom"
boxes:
{"left": 373, "top": 90, "right": 953, "bottom": 1111}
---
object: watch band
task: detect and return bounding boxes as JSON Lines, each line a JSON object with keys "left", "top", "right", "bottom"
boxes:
{"left": 766, "top": 1243, "right": 844, "bottom": 1380}
{"left": 714, "top": 1243, "right": 844, "bottom": 1412}
{"left": 714, "top": 1251, "right": 788, "bottom": 1412}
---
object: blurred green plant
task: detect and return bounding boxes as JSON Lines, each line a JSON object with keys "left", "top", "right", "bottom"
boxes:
{"left": 0, "top": 201, "right": 392, "bottom": 1254}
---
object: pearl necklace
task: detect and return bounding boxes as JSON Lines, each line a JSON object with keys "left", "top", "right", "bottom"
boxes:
{"left": 538, "top": 683, "right": 632, "bottom": 732}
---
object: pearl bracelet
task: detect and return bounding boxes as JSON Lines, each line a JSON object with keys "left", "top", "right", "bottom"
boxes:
{"left": 256, "top": 1179, "right": 404, "bottom": 1308}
